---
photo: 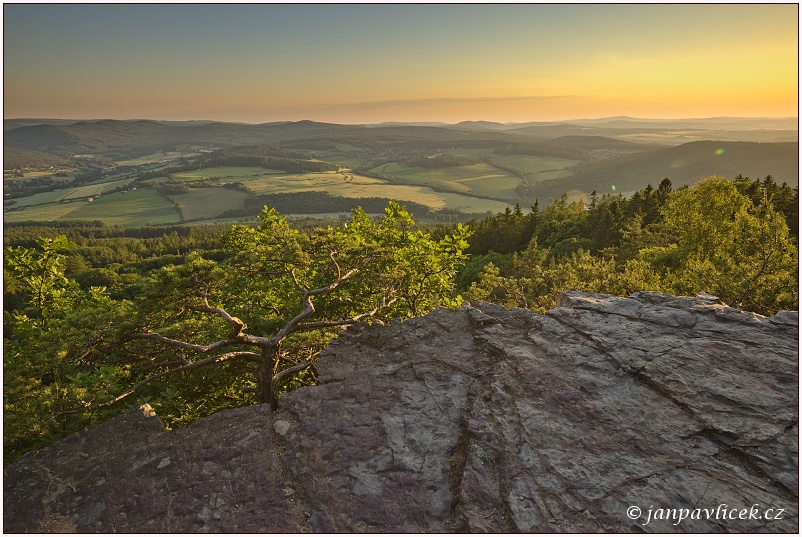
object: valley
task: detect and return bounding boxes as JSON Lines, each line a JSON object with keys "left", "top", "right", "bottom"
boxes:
{"left": 3, "top": 117, "right": 798, "bottom": 227}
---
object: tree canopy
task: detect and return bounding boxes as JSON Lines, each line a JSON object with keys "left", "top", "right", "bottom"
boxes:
{"left": 464, "top": 176, "right": 798, "bottom": 315}
{"left": 4, "top": 203, "right": 470, "bottom": 460}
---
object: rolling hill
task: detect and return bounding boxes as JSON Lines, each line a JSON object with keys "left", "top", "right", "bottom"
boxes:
{"left": 529, "top": 140, "right": 799, "bottom": 200}
{"left": 3, "top": 118, "right": 797, "bottom": 225}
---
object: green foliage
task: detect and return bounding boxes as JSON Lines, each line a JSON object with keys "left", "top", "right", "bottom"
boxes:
{"left": 5, "top": 236, "right": 80, "bottom": 327}
{"left": 4, "top": 203, "right": 471, "bottom": 461}
{"left": 4, "top": 176, "right": 798, "bottom": 462}
{"left": 3, "top": 147, "right": 70, "bottom": 170}
{"left": 463, "top": 176, "right": 797, "bottom": 315}
{"left": 652, "top": 177, "right": 798, "bottom": 312}
{"left": 4, "top": 237, "right": 134, "bottom": 460}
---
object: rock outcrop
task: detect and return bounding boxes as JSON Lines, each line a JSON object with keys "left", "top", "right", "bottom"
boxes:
{"left": 4, "top": 292, "right": 799, "bottom": 532}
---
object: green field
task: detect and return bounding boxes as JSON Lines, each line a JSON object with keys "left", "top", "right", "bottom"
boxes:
{"left": 171, "top": 167, "right": 284, "bottom": 183}
{"left": 4, "top": 200, "right": 91, "bottom": 223}
{"left": 448, "top": 149, "right": 579, "bottom": 183}
{"left": 58, "top": 188, "right": 180, "bottom": 227}
{"left": 67, "top": 178, "right": 134, "bottom": 199}
{"left": 487, "top": 155, "right": 578, "bottom": 182}
{"left": 16, "top": 171, "right": 55, "bottom": 178}
{"left": 8, "top": 178, "right": 134, "bottom": 208}
{"left": 369, "top": 162, "right": 521, "bottom": 199}
{"left": 235, "top": 171, "right": 511, "bottom": 214}
{"left": 3, "top": 166, "right": 517, "bottom": 226}
{"left": 168, "top": 188, "right": 250, "bottom": 221}
{"left": 116, "top": 151, "right": 203, "bottom": 166}
{"left": 321, "top": 154, "right": 370, "bottom": 169}
{"left": 6, "top": 189, "right": 67, "bottom": 207}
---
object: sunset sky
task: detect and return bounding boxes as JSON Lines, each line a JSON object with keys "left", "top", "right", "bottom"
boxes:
{"left": 3, "top": 4, "right": 798, "bottom": 124}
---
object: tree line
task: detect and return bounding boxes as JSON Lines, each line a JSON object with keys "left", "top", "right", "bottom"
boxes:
{"left": 456, "top": 176, "right": 797, "bottom": 315}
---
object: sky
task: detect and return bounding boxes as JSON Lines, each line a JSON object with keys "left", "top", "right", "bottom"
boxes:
{"left": 3, "top": 3, "right": 798, "bottom": 124}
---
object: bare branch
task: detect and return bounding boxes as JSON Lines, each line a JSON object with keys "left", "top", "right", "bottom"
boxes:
{"left": 271, "top": 268, "right": 361, "bottom": 344}
{"left": 307, "top": 268, "right": 359, "bottom": 296}
{"left": 56, "top": 351, "right": 261, "bottom": 416}
{"left": 274, "top": 361, "right": 312, "bottom": 383}
{"left": 188, "top": 303, "right": 247, "bottom": 339}
{"left": 328, "top": 248, "right": 341, "bottom": 280}
{"left": 289, "top": 268, "right": 306, "bottom": 292}
{"left": 296, "top": 296, "right": 398, "bottom": 331}
{"left": 131, "top": 332, "right": 243, "bottom": 353}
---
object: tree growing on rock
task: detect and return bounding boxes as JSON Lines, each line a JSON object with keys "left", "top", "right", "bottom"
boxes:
{"left": 68, "top": 203, "right": 471, "bottom": 416}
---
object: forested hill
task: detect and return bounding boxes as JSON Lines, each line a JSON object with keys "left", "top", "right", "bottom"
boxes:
{"left": 530, "top": 140, "right": 799, "bottom": 199}
{"left": 5, "top": 117, "right": 798, "bottom": 167}
{"left": 3, "top": 119, "right": 532, "bottom": 160}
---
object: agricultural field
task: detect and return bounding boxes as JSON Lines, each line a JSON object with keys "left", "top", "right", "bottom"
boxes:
{"left": 168, "top": 188, "right": 250, "bottom": 221}
{"left": 320, "top": 154, "right": 370, "bottom": 170}
{"left": 5, "top": 189, "right": 67, "bottom": 207}
{"left": 237, "top": 171, "right": 511, "bottom": 214}
{"left": 171, "top": 167, "right": 285, "bottom": 183}
{"left": 4, "top": 200, "right": 91, "bottom": 223}
{"left": 67, "top": 178, "right": 134, "bottom": 199}
{"left": 368, "top": 162, "right": 520, "bottom": 200}
{"left": 116, "top": 151, "right": 203, "bottom": 166}
{"left": 9, "top": 171, "right": 57, "bottom": 178}
{"left": 3, "top": 167, "right": 515, "bottom": 226}
{"left": 448, "top": 149, "right": 580, "bottom": 182}
{"left": 487, "top": 154, "right": 578, "bottom": 182}
{"left": 6, "top": 178, "right": 135, "bottom": 208}
{"left": 56, "top": 188, "right": 180, "bottom": 227}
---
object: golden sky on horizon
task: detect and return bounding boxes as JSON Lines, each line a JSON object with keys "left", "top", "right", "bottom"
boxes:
{"left": 3, "top": 4, "right": 798, "bottom": 123}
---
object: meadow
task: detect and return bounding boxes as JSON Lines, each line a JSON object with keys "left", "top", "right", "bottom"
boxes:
{"left": 116, "top": 151, "right": 204, "bottom": 166}
{"left": 487, "top": 154, "right": 578, "bottom": 182}
{"left": 4, "top": 200, "right": 90, "bottom": 222}
{"left": 234, "top": 170, "right": 511, "bottom": 214}
{"left": 171, "top": 167, "right": 284, "bottom": 183}
{"left": 4, "top": 167, "right": 513, "bottom": 227}
{"left": 368, "top": 162, "right": 518, "bottom": 199}
{"left": 56, "top": 188, "right": 180, "bottom": 227}
{"left": 6, "top": 178, "right": 135, "bottom": 207}
{"left": 168, "top": 188, "right": 250, "bottom": 221}
{"left": 447, "top": 149, "right": 580, "bottom": 181}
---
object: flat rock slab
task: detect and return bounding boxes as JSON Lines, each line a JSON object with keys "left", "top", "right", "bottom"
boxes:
{"left": 4, "top": 291, "right": 798, "bottom": 532}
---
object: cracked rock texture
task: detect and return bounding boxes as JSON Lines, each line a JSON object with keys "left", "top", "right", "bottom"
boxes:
{"left": 4, "top": 291, "right": 799, "bottom": 533}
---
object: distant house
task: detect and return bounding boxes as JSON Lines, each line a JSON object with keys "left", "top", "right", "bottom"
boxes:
{"left": 87, "top": 197, "right": 94, "bottom": 202}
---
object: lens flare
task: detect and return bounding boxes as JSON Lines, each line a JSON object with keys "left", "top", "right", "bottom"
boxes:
{"left": 611, "top": 185, "right": 616, "bottom": 191}
{"left": 715, "top": 148, "right": 726, "bottom": 155}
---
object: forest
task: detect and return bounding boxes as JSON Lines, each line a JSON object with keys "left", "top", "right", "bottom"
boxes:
{"left": 3, "top": 174, "right": 798, "bottom": 462}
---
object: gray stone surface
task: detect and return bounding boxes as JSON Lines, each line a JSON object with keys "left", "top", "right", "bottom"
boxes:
{"left": 4, "top": 291, "right": 798, "bottom": 532}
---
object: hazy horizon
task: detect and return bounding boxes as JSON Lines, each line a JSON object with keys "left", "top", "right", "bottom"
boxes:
{"left": 4, "top": 4, "right": 798, "bottom": 124}
{"left": 4, "top": 115, "right": 799, "bottom": 126}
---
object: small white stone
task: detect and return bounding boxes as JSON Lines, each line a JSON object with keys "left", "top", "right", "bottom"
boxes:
{"left": 274, "top": 420, "right": 291, "bottom": 436}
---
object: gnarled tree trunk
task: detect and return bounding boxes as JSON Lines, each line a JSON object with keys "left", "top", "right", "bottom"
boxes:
{"left": 256, "top": 344, "right": 280, "bottom": 410}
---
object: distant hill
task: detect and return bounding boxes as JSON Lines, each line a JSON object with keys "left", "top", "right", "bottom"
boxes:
{"left": 3, "top": 147, "right": 70, "bottom": 170}
{"left": 4, "top": 118, "right": 797, "bottom": 201}
{"left": 458, "top": 116, "right": 798, "bottom": 131}
{"left": 542, "top": 135, "right": 655, "bottom": 151}
{"left": 3, "top": 119, "right": 532, "bottom": 160}
{"left": 448, "top": 121, "right": 510, "bottom": 131}
{"left": 529, "top": 140, "right": 799, "bottom": 200}
{"left": 371, "top": 121, "right": 449, "bottom": 128}
{"left": 556, "top": 116, "right": 799, "bottom": 131}
{"left": 3, "top": 118, "right": 89, "bottom": 132}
